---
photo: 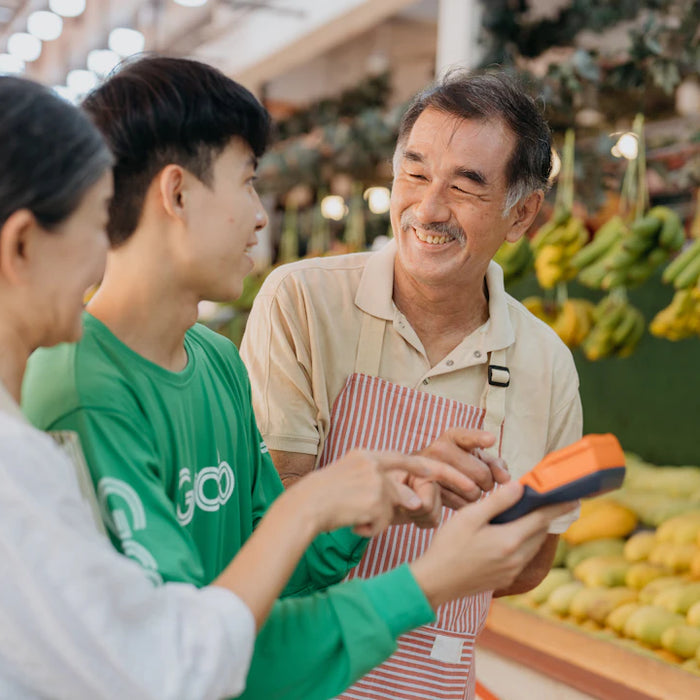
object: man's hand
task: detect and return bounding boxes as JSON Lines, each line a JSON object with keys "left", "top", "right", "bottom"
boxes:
{"left": 296, "top": 449, "right": 464, "bottom": 538}
{"left": 416, "top": 428, "right": 510, "bottom": 509}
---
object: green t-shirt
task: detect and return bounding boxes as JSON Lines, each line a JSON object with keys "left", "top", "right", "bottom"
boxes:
{"left": 23, "top": 312, "right": 434, "bottom": 698}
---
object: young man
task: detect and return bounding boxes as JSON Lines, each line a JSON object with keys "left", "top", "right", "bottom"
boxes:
{"left": 21, "top": 58, "right": 573, "bottom": 700}
{"left": 241, "top": 72, "right": 583, "bottom": 699}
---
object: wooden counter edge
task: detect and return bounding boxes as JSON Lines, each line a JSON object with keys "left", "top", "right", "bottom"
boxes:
{"left": 477, "top": 600, "right": 699, "bottom": 700}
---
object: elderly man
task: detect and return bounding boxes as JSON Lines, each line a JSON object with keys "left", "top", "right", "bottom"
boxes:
{"left": 241, "top": 71, "right": 582, "bottom": 700}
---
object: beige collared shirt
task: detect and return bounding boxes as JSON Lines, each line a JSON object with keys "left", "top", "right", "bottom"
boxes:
{"left": 242, "top": 240, "right": 582, "bottom": 530}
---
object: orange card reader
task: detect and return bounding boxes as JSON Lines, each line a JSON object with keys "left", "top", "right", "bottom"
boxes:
{"left": 490, "top": 434, "right": 626, "bottom": 524}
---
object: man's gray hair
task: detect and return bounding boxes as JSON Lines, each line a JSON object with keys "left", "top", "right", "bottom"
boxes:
{"left": 392, "top": 70, "right": 552, "bottom": 215}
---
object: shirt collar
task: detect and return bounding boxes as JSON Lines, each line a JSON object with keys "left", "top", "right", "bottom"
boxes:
{"left": 355, "top": 237, "right": 397, "bottom": 320}
{"left": 355, "top": 237, "right": 515, "bottom": 349}
{"left": 483, "top": 260, "right": 516, "bottom": 351}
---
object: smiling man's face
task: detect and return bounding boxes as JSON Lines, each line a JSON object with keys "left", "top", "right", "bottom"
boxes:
{"left": 390, "top": 107, "right": 525, "bottom": 291}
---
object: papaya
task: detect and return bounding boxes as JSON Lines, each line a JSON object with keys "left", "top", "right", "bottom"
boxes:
{"left": 623, "top": 605, "right": 685, "bottom": 646}
{"left": 586, "top": 587, "right": 638, "bottom": 625}
{"left": 524, "top": 567, "right": 573, "bottom": 605}
{"left": 653, "top": 582, "right": 700, "bottom": 615}
{"left": 648, "top": 542, "right": 698, "bottom": 573}
{"left": 661, "top": 624, "right": 700, "bottom": 659}
{"left": 574, "top": 555, "right": 630, "bottom": 587}
{"left": 565, "top": 538, "right": 626, "bottom": 570}
{"left": 687, "top": 600, "right": 700, "bottom": 627}
{"left": 623, "top": 531, "right": 657, "bottom": 562}
{"left": 562, "top": 500, "right": 637, "bottom": 545}
{"left": 607, "top": 602, "right": 642, "bottom": 634}
{"left": 625, "top": 562, "right": 670, "bottom": 589}
{"left": 656, "top": 511, "right": 700, "bottom": 544}
{"left": 569, "top": 587, "right": 608, "bottom": 621}
{"left": 639, "top": 576, "right": 689, "bottom": 604}
{"left": 545, "top": 581, "right": 585, "bottom": 616}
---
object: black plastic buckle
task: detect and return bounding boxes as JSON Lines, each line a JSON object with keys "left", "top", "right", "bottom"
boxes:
{"left": 488, "top": 365, "right": 510, "bottom": 387}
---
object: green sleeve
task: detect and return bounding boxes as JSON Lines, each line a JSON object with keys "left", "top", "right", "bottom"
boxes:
{"left": 49, "top": 407, "right": 207, "bottom": 586}
{"left": 240, "top": 564, "right": 435, "bottom": 700}
{"left": 248, "top": 399, "right": 368, "bottom": 595}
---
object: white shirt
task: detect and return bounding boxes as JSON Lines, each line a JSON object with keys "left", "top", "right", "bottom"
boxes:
{"left": 0, "top": 384, "right": 255, "bottom": 700}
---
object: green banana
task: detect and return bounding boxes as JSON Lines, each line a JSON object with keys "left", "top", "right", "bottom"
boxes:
{"left": 578, "top": 262, "right": 609, "bottom": 289}
{"left": 631, "top": 215, "right": 663, "bottom": 239}
{"left": 658, "top": 211, "right": 684, "bottom": 250}
{"left": 611, "top": 307, "right": 639, "bottom": 346}
{"left": 570, "top": 222, "right": 623, "bottom": 269}
{"left": 674, "top": 252, "right": 700, "bottom": 289}
{"left": 618, "top": 313, "right": 646, "bottom": 357}
{"left": 662, "top": 239, "right": 700, "bottom": 285}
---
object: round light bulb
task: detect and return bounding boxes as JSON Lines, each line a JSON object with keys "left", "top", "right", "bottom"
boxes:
{"left": 66, "top": 69, "right": 99, "bottom": 95}
{"left": 0, "top": 53, "right": 25, "bottom": 74}
{"left": 49, "top": 0, "right": 86, "bottom": 18}
{"left": 615, "top": 132, "right": 639, "bottom": 160}
{"left": 321, "top": 195, "right": 347, "bottom": 221}
{"left": 364, "top": 187, "right": 391, "bottom": 215}
{"left": 7, "top": 32, "right": 42, "bottom": 63}
{"left": 27, "top": 11, "right": 63, "bottom": 41}
{"left": 108, "top": 27, "right": 145, "bottom": 58}
{"left": 87, "top": 49, "right": 121, "bottom": 77}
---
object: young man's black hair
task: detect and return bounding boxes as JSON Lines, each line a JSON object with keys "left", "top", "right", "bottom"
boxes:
{"left": 82, "top": 56, "right": 271, "bottom": 246}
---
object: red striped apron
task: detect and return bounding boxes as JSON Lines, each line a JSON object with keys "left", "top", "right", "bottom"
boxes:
{"left": 318, "top": 313, "right": 509, "bottom": 700}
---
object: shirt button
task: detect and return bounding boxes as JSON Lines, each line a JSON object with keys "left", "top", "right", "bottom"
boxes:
{"left": 422, "top": 378, "right": 430, "bottom": 385}
{"left": 474, "top": 350, "right": 482, "bottom": 358}
{"left": 446, "top": 360, "right": 454, "bottom": 367}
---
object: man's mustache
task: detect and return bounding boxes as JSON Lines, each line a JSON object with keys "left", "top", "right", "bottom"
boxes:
{"left": 400, "top": 211, "right": 466, "bottom": 243}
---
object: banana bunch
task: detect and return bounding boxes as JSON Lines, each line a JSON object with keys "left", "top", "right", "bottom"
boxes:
{"left": 575, "top": 206, "right": 685, "bottom": 291}
{"left": 531, "top": 212, "right": 589, "bottom": 289}
{"left": 650, "top": 286, "right": 700, "bottom": 341}
{"left": 571, "top": 215, "right": 627, "bottom": 287}
{"left": 522, "top": 296, "right": 595, "bottom": 348}
{"left": 493, "top": 235, "right": 533, "bottom": 285}
{"left": 662, "top": 238, "right": 700, "bottom": 290}
{"left": 581, "top": 294, "right": 646, "bottom": 360}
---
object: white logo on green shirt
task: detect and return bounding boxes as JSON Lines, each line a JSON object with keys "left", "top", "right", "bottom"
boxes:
{"left": 176, "top": 461, "right": 235, "bottom": 526}
{"left": 97, "top": 477, "right": 162, "bottom": 585}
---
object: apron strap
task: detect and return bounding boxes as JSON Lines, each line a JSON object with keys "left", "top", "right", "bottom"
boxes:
{"left": 480, "top": 347, "right": 509, "bottom": 458}
{"left": 354, "top": 312, "right": 386, "bottom": 376}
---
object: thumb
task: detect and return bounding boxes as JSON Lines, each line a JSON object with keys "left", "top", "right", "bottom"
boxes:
{"left": 393, "top": 482, "right": 423, "bottom": 511}
{"left": 472, "top": 480, "right": 524, "bottom": 521}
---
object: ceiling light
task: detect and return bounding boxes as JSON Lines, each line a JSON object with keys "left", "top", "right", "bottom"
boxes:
{"left": 612, "top": 132, "right": 638, "bottom": 160}
{"left": 66, "top": 68, "right": 98, "bottom": 95}
{"left": 7, "top": 33, "right": 42, "bottom": 62}
{"left": 174, "top": 0, "right": 209, "bottom": 6}
{"left": 49, "top": 0, "right": 86, "bottom": 18}
{"left": 363, "top": 187, "right": 391, "bottom": 215}
{"left": 87, "top": 49, "right": 121, "bottom": 77}
{"left": 108, "top": 27, "right": 145, "bottom": 58}
{"left": 27, "top": 11, "right": 63, "bottom": 41}
{"left": 0, "top": 53, "right": 25, "bottom": 74}
{"left": 321, "top": 195, "right": 348, "bottom": 221}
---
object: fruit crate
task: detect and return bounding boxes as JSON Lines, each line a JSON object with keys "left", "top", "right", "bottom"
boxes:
{"left": 479, "top": 600, "right": 699, "bottom": 700}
